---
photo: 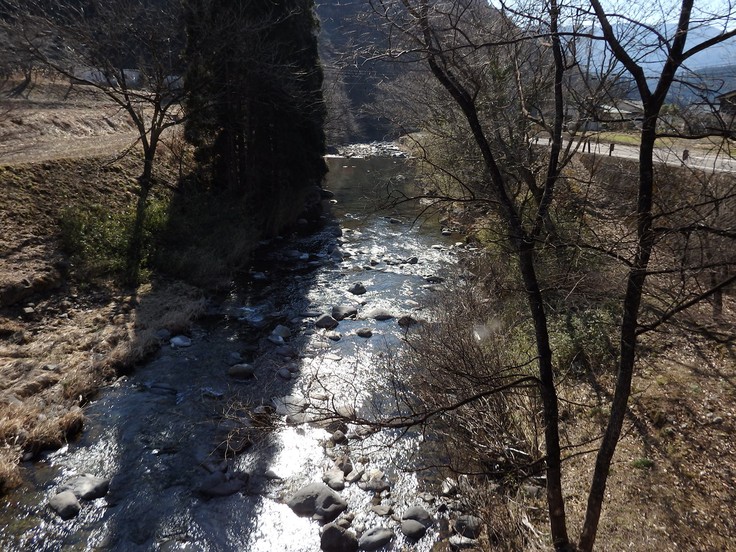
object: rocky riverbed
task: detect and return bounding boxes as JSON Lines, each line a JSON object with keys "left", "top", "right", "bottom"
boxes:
{"left": 0, "top": 155, "right": 489, "bottom": 551}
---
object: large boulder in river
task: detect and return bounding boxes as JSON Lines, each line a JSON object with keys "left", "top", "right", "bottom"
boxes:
{"left": 170, "top": 335, "right": 192, "bottom": 347}
{"left": 401, "top": 520, "right": 428, "bottom": 541}
{"left": 332, "top": 305, "right": 358, "bottom": 321}
{"left": 358, "top": 527, "right": 395, "bottom": 550}
{"left": 228, "top": 363, "right": 256, "bottom": 379}
{"left": 48, "top": 490, "right": 81, "bottom": 520}
{"left": 401, "top": 505, "right": 433, "bottom": 540}
{"left": 347, "top": 283, "right": 366, "bottom": 295}
{"left": 272, "top": 325, "right": 292, "bottom": 339}
{"left": 365, "top": 308, "right": 393, "bottom": 321}
{"left": 403, "top": 505, "right": 432, "bottom": 524}
{"left": 58, "top": 474, "right": 110, "bottom": 500}
{"left": 321, "top": 523, "right": 358, "bottom": 552}
{"left": 316, "top": 314, "right": 339, "bottom": 329}
{"left": 454, "top": 514, "right": 483, "bottom": 539}
{"left": 287, "top": 482, "right": 348, "bottom": 522}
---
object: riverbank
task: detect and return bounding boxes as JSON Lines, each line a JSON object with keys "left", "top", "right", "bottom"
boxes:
{"left": 395, "top": 143, "right": 736, "bottom": 550}
{"left": 0, "top": 154, "right": 493, "bottom": 551}
{"left": 0, "top": 151, "right": 209, "bottom": 494}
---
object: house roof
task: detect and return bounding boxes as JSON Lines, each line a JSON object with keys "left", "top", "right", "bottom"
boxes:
{"left": 716, "top": 90, "right": 736, "bottom": 101}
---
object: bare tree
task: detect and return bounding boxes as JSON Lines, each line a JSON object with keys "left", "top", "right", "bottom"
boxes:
{"left": 12, "top": 0, "right": 186, "bottom": 284}
{"left": 327, "top": 0, "right": 736, "bottom": 550}
{"left": 577, "top": 1, "right": 736, "bottom": 548}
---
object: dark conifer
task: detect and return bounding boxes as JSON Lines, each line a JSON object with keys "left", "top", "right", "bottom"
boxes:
{"left": 183, "top": 0, "right": 326, "bottom": 232}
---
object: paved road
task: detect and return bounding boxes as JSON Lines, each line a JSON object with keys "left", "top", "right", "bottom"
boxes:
{"left": 540, "top": 137, "right": 736, "bottom": 173}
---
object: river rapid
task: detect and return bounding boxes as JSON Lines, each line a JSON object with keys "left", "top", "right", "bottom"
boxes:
{"left": 0, "top": 150, "right": 472, "bottom": 551}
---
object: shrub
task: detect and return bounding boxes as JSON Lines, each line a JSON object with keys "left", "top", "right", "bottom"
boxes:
{"left": 153, "top": 187, "right": 261, "bottom": 287}
{"left": 631, "top": 457, "right": 655, "bottom": 470}
{"left": 59, "top": 199, "right": 168, "bottom": 281}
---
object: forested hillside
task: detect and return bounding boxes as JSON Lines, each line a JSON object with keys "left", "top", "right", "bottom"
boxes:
{"left": 316, "top": 0, "right": 405, "bottom": 142}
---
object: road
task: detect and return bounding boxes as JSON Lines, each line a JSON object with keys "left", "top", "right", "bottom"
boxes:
{"left": 539, "top": 137, "right": 736, "bottom": 173}
{"left": 0, "top": 89, "right": 140, "bottom": 165}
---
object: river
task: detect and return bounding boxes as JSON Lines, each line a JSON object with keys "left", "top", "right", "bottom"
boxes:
{"left": 0, "top": 152, "right": 465, "bottom": 551}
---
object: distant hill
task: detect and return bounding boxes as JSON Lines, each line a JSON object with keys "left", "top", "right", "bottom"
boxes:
{"left": 316, "top": 0, "right": 402, "bottom": 143}
{"left": 668, "top": 63, "right": 736, "bottom": 104}
{"left": 575, "top": 21, "right": 736, "bottom": 104}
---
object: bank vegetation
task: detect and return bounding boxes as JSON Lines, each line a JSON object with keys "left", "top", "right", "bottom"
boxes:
{"left": 324, "top": 0, "right": 736, "bottom": 549}
{"left": 0, "top": 0, "right": 327, "bottom": 494}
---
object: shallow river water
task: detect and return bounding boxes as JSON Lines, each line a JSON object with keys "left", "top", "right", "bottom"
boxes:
{"left": 0, "top": 153, "right": 465, "bottom": 551}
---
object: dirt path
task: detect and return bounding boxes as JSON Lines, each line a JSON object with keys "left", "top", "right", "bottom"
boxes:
{"left": 0, "top": 130, "right": 139, "bottom": 165}
{"left": 0, "top": 86, "right": 139, "bottom": 165}
{"left": 537, "top": 136, "right": 736, "bottom": 173}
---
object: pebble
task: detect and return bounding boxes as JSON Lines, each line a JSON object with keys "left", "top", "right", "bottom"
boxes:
{"left": 322, "top": 468, "right": 346, "bottom": 491}
{"left": 449, "top": 534, "right": 477, "bottom": 549}
{"left": 332, "top": 430, "right": 348, "bottom": 444}
{"left": 371, "top": 504, "right": 393, "bottom": 516}
{"left": 335, "top": 455, "right": 353, "bottom": 475}
{"left": 345, "top": 465, "right": 365, "bottom": 484}
{"left": 201, "top": 387, "right": 224, "bottom": 399}
{"left": 170, "top": 335, "right": 192, "bottom": 348}
{"left": 228, "top": 363, "right": 256, "bottom": 379}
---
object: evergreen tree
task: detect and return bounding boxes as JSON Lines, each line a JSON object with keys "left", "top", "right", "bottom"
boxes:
{"left": 184, "top": 0, "right": 326, "bottom": 232}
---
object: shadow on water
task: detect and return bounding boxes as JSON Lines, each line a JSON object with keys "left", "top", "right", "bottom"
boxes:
{"left": 0, "top": 154, "right": 458, "bottom": 551}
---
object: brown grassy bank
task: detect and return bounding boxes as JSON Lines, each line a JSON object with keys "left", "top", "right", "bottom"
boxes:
{"left": 0, "top": 154, "right": 208, "bottom": 494}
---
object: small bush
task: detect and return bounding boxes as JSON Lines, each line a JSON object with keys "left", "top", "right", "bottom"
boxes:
{"left": 154, "top": 187, "right": 261, "bottom": 287}
{"left": 0, "top": 445, "right": 22, "bottom": 495}
{"left": 60, "top": 199, "right": 168, "bottom": 281}
{"left": 631, "top": 457, "right": 655, "bottom": 470}
{"left": 547, "top": 307, "right": 618, "bottom": 375}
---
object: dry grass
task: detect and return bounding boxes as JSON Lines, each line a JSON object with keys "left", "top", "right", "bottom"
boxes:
{"left": 555, "top": 312, "right": 736, "bottom": 550}
{"left": 0, "top": 82, "right": 218, "bottom": 494}
{"left": 397, "top": 278, "right": 735, "bottom": 550}
{"left": 0, "top": 279, "right": 205, "bottom": 492}
{"left": 0, "top": 445, "right": 22, "bottom": 495}
{"left": 390, "top": 150, "right": 735, "bottom": 549}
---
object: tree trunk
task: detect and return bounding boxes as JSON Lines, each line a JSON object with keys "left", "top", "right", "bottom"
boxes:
{"left": 125, "top": 151, "right": 155, "bottom": 287}
{"left": 519, "top": 245, "right": 572, "bottom": 551}
{"left": 578, "top": 118, "right": 658, "bottom": 552}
